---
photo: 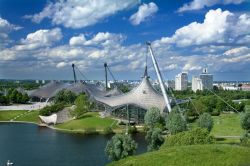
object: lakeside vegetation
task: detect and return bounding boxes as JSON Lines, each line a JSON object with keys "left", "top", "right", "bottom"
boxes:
{"left": 0, "top": 109, "right": 246, "bottom": 136}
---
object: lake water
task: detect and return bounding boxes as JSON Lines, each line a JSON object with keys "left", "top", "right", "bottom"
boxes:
{"left": 0, "top": 123, "right": 147, "bottom": 166}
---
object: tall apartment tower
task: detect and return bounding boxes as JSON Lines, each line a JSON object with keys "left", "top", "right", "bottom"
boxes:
{"left": 199, "top": 68, "right": 213, "bottom": 90}
{"left": 192, "top": 76, "right": 203, "bottom": 92}
{"left": 175, "top": 72, "right": 188, "bottom": 91}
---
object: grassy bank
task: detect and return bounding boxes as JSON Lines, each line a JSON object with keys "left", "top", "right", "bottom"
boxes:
{"left": 108, "top": 144, "right": 250, "bottom": 166}
{"left": 0, "top": 110, "right": 27, "bottom": 121}
{"left": 0, "top": 110, "right": 40, "bottom": 123}
{"left": 56, "top": 112, "right": 120, "bottom": 133}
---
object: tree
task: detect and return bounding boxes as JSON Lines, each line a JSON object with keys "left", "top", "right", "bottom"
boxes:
{"left": 240, "top": 112, "right": 250, "bottom": 132}
{"left": 197, "top": 113, "right": 214, "bottom": 132}
{"left": 166, "top": 109, "right": 187, "bottom": 134}
{"left": 105, "top": 134, "right": 137, "bottom": 161}
{"left": 145, "top": 127, "right": 164, "bottom": 151}
{"left": 73, "top": 94, "right": 90, "bottom": 118}
{"left": 21, "top": 93, "right": 30, "bottom": 104}
{"left": 144, "top": 107, "right": 162, "bottom": 128}
{"left": 54, "top": 90, "right": 77, "bottom": 104}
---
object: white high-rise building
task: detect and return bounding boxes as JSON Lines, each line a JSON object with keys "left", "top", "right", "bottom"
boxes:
{"left": 200, "top": 68, "right": 213, "bottom": 90}
{"left": 192, "top": 68, "right": 213, "bottom": 92}
{"left": 192, "top": 76, "right": 203, "bottom": 92}
{"left": 175, "top": 72, "right": 188, "bottom": 91}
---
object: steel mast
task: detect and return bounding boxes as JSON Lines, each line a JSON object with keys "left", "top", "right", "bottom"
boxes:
{"left": 146, "top": 42, "right": 172, "bottom": 112}
{"left": 72, "top": 63, "right": 77, "bottom": 84}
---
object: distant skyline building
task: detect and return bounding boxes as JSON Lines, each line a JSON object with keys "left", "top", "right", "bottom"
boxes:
{"left": 192, "top": 68, "right": 213, "bottom": 92}
{"left": 200, "top": 68, "right": 213, "bottom": 90}
{"left": 175, "top": 72, "right": 188, "bottom": 91}
{"left": 167, "top": 80, "right": 175, "bottom": 90}
{"left": 192, "top": 76, "right": 203, "bottom": 92}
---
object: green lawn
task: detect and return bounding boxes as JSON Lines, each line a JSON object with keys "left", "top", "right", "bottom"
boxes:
{"left": 0, "top": 110, "right": 27, "bottom": 121}
{"left": 0, "top": 110, "right": 39, "bottom": 123}
{"left": 108, "top": 145, "right": 250, "bottom": 166}
{"left": 211, "top": 113, "right": 243, "bottom": 136}
{"left": 190, "top": 113, "right": 243, "bottom": 137}
{"left": 15, "top": 111, "right": 40, "bottom": 123}
{"left": 56, "top": 112, "right": 118, "bottom": 131}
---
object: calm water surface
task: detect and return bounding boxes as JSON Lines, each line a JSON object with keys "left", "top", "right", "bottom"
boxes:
{"left": 0, "top": 123, "right": 147, "bottom": 166}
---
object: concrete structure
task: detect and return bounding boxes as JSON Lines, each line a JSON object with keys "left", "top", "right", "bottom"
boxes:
{"left": 200, "top": 68, "right": 213, "bottom": 90}
{"left": 192, "top": 76, "right": 203, "bottom": 92}
{"left": 175, "top": 72, "right": 188, "bottom": 91}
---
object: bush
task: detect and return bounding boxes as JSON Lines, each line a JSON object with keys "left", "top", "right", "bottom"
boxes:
{"left": 162, "top": 128, "right": 214, "bottom": 148}
{"left": 144, "top": 107, "right": 162, "bottom": 128}
{"left": 197, "top": 113, "right": 214, "bottom": 132}
{"left": 39, "top": 103, "right": 65, "bottom": 116}
{"left": 240, "top": 132, "right": 250, "bottom": 147}
{"left": 145, "top": 127, "right": 164, "bottom": 151}
{"left": 103, "top": 126, "right": 114, "bottom": 135}
{"left": 240, "top": 112, "right": 250, "bottom": 132}
{"left": 166, "top": 109, "right": 187, "bottom": 134}
{"left": 105, "top": 134, "right": 137, "bottom": 161}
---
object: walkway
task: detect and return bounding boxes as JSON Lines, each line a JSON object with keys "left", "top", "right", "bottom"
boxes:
{"left": 0, "top": 102, "right": 49, "bottom": 111}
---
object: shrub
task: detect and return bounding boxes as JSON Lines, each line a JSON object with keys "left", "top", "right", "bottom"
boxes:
{"left": 144, "top": 107, "right": 162, "bottom": 128}
{"left": 162, "top": 128, "right": 214, "bottom": 148}
{"left": 240, "top": 132, "right": 250, "bottom": 147}
{"left": 39, "top": 103, "right": 65, "bottom": 116}
{"left": 145, "top": 127, "right": 164, "bottom": 151}
{"left": 197, "top": 113, "right": 214, "bottom": 132}
{"left": 103, "top": 126, "right": 114, "bottom": 135}
{"left": 105, "top": 134, "right": 137, "bottom": 161}
{"left": 166, "top": 109, "right": 187, "bottom": 134}
{"left": 240, "top": 112, "right": 250, "bottom": 132}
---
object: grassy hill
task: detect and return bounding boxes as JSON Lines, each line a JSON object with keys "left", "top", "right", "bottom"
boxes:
{"left": 108, "top": 144, "right": 250, "bottom": 166}
{"left": 55, "top": 112, "right": 119, "bottom": 131}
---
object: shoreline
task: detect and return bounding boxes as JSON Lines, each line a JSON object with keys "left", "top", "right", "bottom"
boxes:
{"left": 0, "top": 121, "right": 132, "bottom": 135}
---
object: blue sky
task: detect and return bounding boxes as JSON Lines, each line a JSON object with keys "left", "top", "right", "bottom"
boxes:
{"left": 0, "top": 0, "right": 250, "bottom": 81}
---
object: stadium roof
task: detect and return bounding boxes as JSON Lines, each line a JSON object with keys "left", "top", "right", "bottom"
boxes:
{"left": 93, "top": 67, "right": 166, "bottom": 111}
{"left": 28, "top": 81, "right": 122, "bottom": 99}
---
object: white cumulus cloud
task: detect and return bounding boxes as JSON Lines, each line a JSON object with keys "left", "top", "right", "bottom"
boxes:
{"left": 25, "top": 0, "right": 139, "bottom": 29}
{"left": 178, "top": 0, "right": 245, "bottom": 12}
{"left": 0, "top": 17, "right": 22, "bottom": 47}
{"left": 129, "top": 2, "right": 158, "bottom": 25}
{"left": 56, "top": 62, "right": 67, "bottom": 68}
{"left": 69, "top": 32, "right": 125, "bottom": 47}
{"left": 155, "top": 8, "right": 250, "bottom": 47}
{"left": 15, "top": 28, "right": 62, "bottom": 51}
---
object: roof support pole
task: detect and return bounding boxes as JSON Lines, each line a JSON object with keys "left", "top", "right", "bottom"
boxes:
{"left": 104, "top": 62, "right": 108, "bottom": 91}
{"left": 146, "top": 42, "right": 172, "bottom": 113}
{"left": 72, "top": 64, "right": 77, "bottom": 84}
